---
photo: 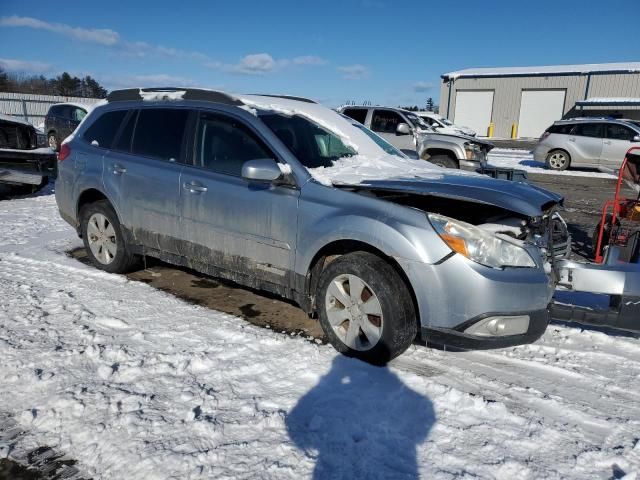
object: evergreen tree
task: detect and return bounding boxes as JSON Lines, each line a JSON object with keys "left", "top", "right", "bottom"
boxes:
{"left": 426, "top": 97, "right": 434, "bottom": 111}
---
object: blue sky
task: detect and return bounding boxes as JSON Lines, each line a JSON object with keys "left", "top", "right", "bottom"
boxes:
{"left": 0, "top": 0, "right": 638, "bottom": 107}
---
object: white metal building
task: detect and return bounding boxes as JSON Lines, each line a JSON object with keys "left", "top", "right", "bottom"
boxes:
{"left": 439, "top": 62, "right": 640, "bottom": 138}
{"left": 0, "top": 92, "right": 102, "bottom": 127}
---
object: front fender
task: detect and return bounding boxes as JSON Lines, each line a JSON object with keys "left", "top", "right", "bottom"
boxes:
{"left": 295, "top": 182, "right": 452, "bottom": 276}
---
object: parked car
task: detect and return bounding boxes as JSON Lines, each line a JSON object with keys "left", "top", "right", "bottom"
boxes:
{"left": 338, "top": 105, "right": 493, "bottom": 170}
{"left": 0, "top": 113, "right": 57, "bottom": 194}
{"left": 415, "top": 111, "right": 476, "bottom": 137}
{"left": 56, "top": 88, "right": 566, "bottom": 364}
{"left": 533, "top": 118, "right": 640, "bottom": 171}
{"left": 45, "top": 102, "right": 92, "bottom": 151}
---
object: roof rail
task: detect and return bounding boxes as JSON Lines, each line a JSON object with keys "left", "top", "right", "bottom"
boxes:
{"left": 250, "top": 94, "right": 317, "bottom": 104}
{"left": 106, "top": 87, "right": 243, "bottom": 105}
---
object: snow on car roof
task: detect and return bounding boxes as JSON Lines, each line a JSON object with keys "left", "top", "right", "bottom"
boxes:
{"left": 51, "top": 101, "right": 95, "bottom": 111}
{"left": 442, "top": 62, "right": 640, "bottom": 80}
{"left": 237, "top": 94, "right": 458, "bottom": 185}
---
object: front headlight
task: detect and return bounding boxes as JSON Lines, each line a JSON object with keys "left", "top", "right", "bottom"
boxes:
{"left": 464, "top": 143, "right": 481, "bottom": 160}
{"left": 428, "top": 213, "right": 536, "bottom": 269}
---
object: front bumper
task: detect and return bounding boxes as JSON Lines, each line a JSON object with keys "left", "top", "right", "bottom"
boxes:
{"left": 422, "top": 308, "right": 550, "bottom": 349}
{"left": 396, "top": 253, "right": 554, "bottom": 348}
{"left": 459, "top": 159, "right": 481, "bottom": 171}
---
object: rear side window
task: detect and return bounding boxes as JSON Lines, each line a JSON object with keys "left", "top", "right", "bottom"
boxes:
{"left": 571, "top": 123, "right": 603, "bottom": 138}
{"left": 342, "top": 108, "right": 368, "bottom": 125}
{"left": 83, "top": 110, "right": 127, "bottom": 149}
{"left": 606, "top": 124, "right": 636, "bottom": 141}
{"left": 131, "top": 109, "right": 189, "bottom": 162}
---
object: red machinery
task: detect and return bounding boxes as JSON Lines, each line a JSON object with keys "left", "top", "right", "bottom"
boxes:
{"left": 593, "top": 147, "right": 640, "bottom": 264}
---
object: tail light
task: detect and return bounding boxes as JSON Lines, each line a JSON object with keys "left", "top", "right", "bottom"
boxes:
{"left": 58, "top": 143, "right": 71, "bottom": 161}
{"left": 540, "top": 131, "right": 551, "bottom": 141}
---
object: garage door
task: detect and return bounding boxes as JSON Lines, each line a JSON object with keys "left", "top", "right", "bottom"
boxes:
{"left": 453, "top": 90, "right": 494, "bottom": 137}
{"left": 518, "top": 90, "right": 566, "bottom": 138}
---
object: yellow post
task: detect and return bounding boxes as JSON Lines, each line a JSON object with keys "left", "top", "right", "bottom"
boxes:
{"left": 487, "top": 122, "right": 495, "bottom": 138}
{"left": 511, "top": 123, "right": 518, "bottom": 139}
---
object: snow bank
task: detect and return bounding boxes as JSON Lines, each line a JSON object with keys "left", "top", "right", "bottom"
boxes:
{"left": 1, "top": 192, "right": 639, "bottom": 479}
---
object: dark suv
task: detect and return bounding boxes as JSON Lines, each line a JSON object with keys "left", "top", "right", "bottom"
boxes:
{"left": 45, "top": 103, "right": 90, "bottom": 151}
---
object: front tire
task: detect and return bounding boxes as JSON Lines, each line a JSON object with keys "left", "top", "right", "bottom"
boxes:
{"left": 80, "top": 200, "right": 140, "bottom": 273}
{"left": 317, "top": 252, "right": 417, "bottom": 365}
{"left": 427, "top": 154, "right": 458, "bottom": 169}
{"left": 546, "top": 150, "right": 570, "bottom": 171}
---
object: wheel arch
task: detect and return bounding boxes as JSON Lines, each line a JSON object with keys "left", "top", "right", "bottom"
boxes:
{"left": 422, "top": 148, "right": 459, "bottom": 166}
{"left": 76, "top": 188, "right": 124, "bottom": 235}
{"left": 302, "top": 239, "right": 420, "bottom": 326}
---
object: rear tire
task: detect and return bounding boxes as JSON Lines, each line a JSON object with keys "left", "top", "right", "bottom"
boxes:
{"left": 427, "top": 154, "right": 458, "bottom": 169}
{"left": 316, "top": 251, "right": 417, "bottom": 365}
{"left": 546, "top": 150, "right": 570, "bottom": 171}
{"left": 80, "top": 200, "right": 140, "bottom": 273}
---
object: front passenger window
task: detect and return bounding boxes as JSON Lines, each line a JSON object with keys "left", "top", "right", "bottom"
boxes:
{"left": 196, "top": 113, "right": 274, "bottom": 176}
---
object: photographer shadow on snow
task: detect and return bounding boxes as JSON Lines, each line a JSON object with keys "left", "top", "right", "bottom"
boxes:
{"left": 286, "top": 355, "right": 435, "bottom": 480}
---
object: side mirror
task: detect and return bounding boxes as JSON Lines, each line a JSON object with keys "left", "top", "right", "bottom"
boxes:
{"left": 396, "top": 123, "right": 412, "bottom": 136}
{"left": 633, "top": 135, "right": 640, "bottom": 143}
{"left": 241, "top": 159, "right": 283, "bottom": 183}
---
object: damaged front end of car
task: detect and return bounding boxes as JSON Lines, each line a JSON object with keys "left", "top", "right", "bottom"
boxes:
{"left": 334, "top": 173, "right": 572, "bottom": 347}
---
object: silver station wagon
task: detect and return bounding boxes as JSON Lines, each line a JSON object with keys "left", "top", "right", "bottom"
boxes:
{"left": 56, "top": 88, "right": 567, "bottom": 364}
{"left": 534, "top": 118, "right": 640, "bottom": 171}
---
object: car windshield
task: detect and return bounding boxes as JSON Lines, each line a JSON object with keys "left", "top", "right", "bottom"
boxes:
{"left": 351, "top": 122, "right": 405, "bottom": 157}
{"left": 405, "top": 112, "right": 432, "bottom": 131}
{"left": 259, "top": 112, "right": 357, "bottom": 168}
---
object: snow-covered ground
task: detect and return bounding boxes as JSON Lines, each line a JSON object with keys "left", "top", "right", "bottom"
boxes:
{"left": 1, "top": 192, "right": 640, "bottom": 479}
{"left": 487, "top": 149, "right": 617, "bottom": 179}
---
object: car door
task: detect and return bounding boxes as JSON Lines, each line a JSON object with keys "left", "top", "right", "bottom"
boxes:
{"left": 568, "top": 123, "right": 604, "bottom": 166}
{"left": 602, "top": 123, "right": 638, "bottom": 168}
{"left": 179, "top": 110, "right": 299, "bottom": 287}
{"left": 102, "top": 107, "right": 189, "bottom": 254}
{"left": 370, "top": 109, "right": 415, "bottom": 153}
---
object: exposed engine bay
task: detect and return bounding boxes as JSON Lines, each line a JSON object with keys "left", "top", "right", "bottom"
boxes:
{"left": 345, "top": 186, "right": 572, "bottom": 266}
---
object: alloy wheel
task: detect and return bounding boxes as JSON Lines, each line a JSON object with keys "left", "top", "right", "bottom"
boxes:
{"left": 86, "top": 213, "right": 117, "bottom": 265}
{"left": 548, "top": 152, "right": 567, "bottom": 169}
{"left": 324, "top": 274, "right": 383, "bottom": 351}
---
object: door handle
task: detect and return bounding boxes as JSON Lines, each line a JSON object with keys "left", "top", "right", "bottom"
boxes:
{"left": 183, "top": 181, "right": 207, "bottom": 193}
{"left": 604, "top": 140, "right": 611, "bottom": 145}
{"left": 112, "top": 163, "right": 127, "bottom": 175}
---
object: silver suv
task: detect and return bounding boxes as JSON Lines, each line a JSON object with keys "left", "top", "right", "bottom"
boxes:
{"left": 338, "top": 105, "right": 493, "bottom": 170}
{"left": 533, "top": 118, "right": 640, "bottom": 171}
{"left": 56, "top": 88, "right": 564, "bottom": 364}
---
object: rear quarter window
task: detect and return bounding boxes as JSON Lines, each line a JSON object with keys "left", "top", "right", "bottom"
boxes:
{"left": 83, "top": 110, "right": 128, "bottom": 149}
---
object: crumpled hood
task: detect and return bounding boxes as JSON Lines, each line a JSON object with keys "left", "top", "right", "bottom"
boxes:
{"left": 416, "top": 129, "right": 494, "bottom": 150}
{"left": 344, "top": 173, "right": 563, "bottom": 217}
